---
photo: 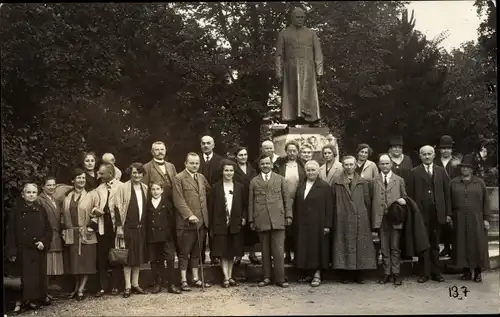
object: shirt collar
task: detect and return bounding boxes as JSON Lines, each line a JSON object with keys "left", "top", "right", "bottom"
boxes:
{"left": 424, "top": 163, "right": 434, "bottom": 170}
{"left": 381, "top": 171, "right": 393, "bottom": 179}
{"left": 154, "top": 158, "right": 165, "bottom": 165}
{"left": 186, "top": 169, "right": 196, "bottom": 178}
{"left": 204, "top": 152, "right": 213, "bottom": 160}
{"left": 261, "top": 171, "right": 271, "bottom": 178}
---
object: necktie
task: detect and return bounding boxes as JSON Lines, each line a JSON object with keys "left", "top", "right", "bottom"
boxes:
{"left": 193, "top": 173, "right": 198, "bottom": 182}
{"left": 205, "top": 155, "right": 210, "bottom": 162}
{"left": 384, "top": 175, "right": 388, "bottom": 188}
{"left": 264, "top": 174, "right": 269, "bottom": 182}
{"left": 426, "top": 165, "right": 432, "bottom": 177}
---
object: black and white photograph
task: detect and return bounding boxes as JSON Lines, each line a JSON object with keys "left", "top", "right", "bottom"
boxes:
{"left": 1, "top": 1, "right": 498, "bottom": 315}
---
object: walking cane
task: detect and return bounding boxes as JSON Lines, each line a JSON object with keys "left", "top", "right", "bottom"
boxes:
{"left": 196, "top": 226, "right": 205, "bottom": 292}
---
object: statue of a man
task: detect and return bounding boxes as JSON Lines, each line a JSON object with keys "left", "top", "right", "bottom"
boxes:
{"left": 275, "top": 7, "right": 324, "bottom": 126}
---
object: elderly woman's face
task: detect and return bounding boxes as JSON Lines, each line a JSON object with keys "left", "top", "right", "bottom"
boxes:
{"left": 300, "top": 147, "right": 313, "bottom": 161}
{"left": 84, "top": 155, "right": 96, "bottom": 171}
{"left": 73, "top": 173, "right": 86, "bottom": 189}
{"left": 305, "top": 164, "right": 319, "bottom": 180}
{"left": 390, "top": 146, "right": 403, "bottom": 157}
{"left": 460, "top": 166, "right": 473, "bottom": 177}
{"left": 358, "top": 148, "right": 369, "bottom": 161}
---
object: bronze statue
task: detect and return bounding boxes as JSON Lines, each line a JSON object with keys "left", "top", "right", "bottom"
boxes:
{"left": 275, "top": 7, "right": 324, "bottom": 127}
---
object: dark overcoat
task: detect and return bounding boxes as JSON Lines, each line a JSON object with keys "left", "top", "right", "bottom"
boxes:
{"left": 233, "top": 162, "right": 259, "bottom": 246}
{"left": 209, "top": 181, "right": 247, "bottom": 235}
{"left": 294, "top": 178, "right": 333, "bottom": 270}
{"left": 408, "top": 164, "right": 450, "bottom": 226}
{"left": 400, "top": 197, "right": 431, "bottom": 258}
{"left": 331, "top": 173, "right": 377, "bottom": 270}
{"left": 5, "top": 200, "right": 53, "bottom": 301}
{"left": 449, "top": 176, "right": 491, "bottom": 269}
{"left": 145, "top": 196, "right": 176, "bottom": 244}
{"left": 200, "top": 152, "right": 224, "bottom": 185}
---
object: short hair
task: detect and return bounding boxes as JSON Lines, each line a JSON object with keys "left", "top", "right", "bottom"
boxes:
{"left": 341, "top": 155, "right": 357, "bottom": 163}
{"left": 43, "top": 176, "right": 57, "bottom": 186}
{"left": 261, "top": 140, "right": 274, "bottom": 148}
{"left": 22, "top": 182, "right": 38, "bottom": 192}
{"left": 285, "top": 141, "right": 300, "bottom": 152}
{"left": 99, "top": 163, "right": 116, "bottom": 178}
{"left": 185, "top": 152, "right": 200, "bottom": 162}
{"left": 201, "top": 136, "right": 214, "bottom": 144}
{"left": 258, "top": 153, "right": 272, "bottom": 163}
{"left": 300, "top": 143, "right": 313, "bottom": 151}
{"left": 356, "top": 143, "right": 373, "bottom": 156}
{"left": 322, "top": 144, "right": 338, "bottom": 157}
{"left": 126, "top": 162, "right": 145, "bottom": 178}
{"left": 149, "top": 181, "right": 164, "bottom": 190}
{"left": 70, "top": 168, "right": 86, "bottom": 182}
{"left": 151, "top": 141, "right": 166, "bottom": 152}
{"left": 419, "top": 145, "right": 435, "bottom": 155}
{"left": 81, "top": 151, "right": 97, "bottom": 168}
{"left": 304, "top": 160, "right": 320, "bottom": 169}
{"left": 219, "top": 159, "right": 237, "bottom": 174}
{"left": 378, "top": 153, "right": 391, "bottom": 162}
{"left": 102, "top": 153, "right": 115, "bottom": 161}
{"left": 234, "top": 146, "right": 248, "bottom": 157}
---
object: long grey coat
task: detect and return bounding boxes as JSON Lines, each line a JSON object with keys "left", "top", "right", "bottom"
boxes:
{"left": 449, "top": 176, "right": 491, "bottom": 269}
{"left": 331, "top": 173, "right": 377, "bottom": 270}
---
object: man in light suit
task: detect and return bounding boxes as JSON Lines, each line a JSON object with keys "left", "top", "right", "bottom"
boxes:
{"left": 372, "top": 154, "right": 407, "bottom": 286}
{"left": 173, "top": 152, "right": 211, "bottom": 291}
{"left": 248, "top": 154, "right": 293, "bottom": 288}
{"left": 408, "top": 145, "right": 451, "bottom": 283}
{"left": 88, "top": 163, "right": 123, "bottom": 297}
{"left": 199, "top": 135, "right": 224, "bottom": 265}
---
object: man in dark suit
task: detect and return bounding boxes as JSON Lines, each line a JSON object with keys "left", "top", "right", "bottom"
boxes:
{"left": 249, "top": 154, "right": 293, "bottom": 288}
{"left": 434, "top": 135, "right": 460, "bottom": 257}
{"left": 173, "top": 152, "right": 211, "bottom": 291}
{"left": 408, "top": 145, "right": 451, "bottom": 283}
{"left": 274, "top": 141, "right": 305, "bottom": 264}
{"left": 199, "top": 135, "right": 224, "bottom": 265}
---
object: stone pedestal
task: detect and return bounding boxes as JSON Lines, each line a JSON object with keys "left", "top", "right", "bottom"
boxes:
{"left": 272, "top": 126, "right": 340, "bottom": 164}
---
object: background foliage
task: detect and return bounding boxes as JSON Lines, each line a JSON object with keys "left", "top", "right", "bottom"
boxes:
{"left": 1, "top": 1, "right": 497, "bottom": 213}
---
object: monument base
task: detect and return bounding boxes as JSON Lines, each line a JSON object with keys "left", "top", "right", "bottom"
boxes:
{"left": 272, "top": 126, "right": 340, "bottom": 164}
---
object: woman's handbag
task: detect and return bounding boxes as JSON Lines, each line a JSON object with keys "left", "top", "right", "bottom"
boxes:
{"left": 108, "top": 237, "right": 128, "bottom": 265}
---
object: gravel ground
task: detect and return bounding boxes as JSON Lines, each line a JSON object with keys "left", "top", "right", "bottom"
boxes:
{"left": 11, "top": 271, "right": 500, "bottom": 316}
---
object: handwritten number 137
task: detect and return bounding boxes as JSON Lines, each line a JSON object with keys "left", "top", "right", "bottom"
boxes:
{"left": 449, "top": 286, "right": 469, "bottom": 298}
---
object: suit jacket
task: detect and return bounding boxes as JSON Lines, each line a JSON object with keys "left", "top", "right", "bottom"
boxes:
{"left": 319, "top": 161, "right": 343, "bottom": 185}
{"left": 400, "top": 197, "right": 430, "bottom": 258}
{"left": 200, "top": 152, "right": 224, "bottom": 185}
{"left": 358, "top": 160, "right": 379, "bottom": 181}
{"left": 248, "top": 172, "right": 293, "bottom": 232}
{"left": 115, "top": 181, "right": 148, "bottom": 228}
{"left": 37, "top": 193, "right": 64, "bottom": 252}
{"left": 408, "top": 164, "right": 450, "bottom": 225}
{"left": 172, "top": 169, "right": 210, "bottom": 230}
{"left": 142, "top": 160, "right": 177, "bottom": 199}
{"left": 371, "top": 173, "right": 407, "bottom": 229}
{"left": 89, "top": 180, "right": 123, "bottom": 235}
{"left": 434, "top": 156, "right": 460, "bottom": 180}
{"left": 145, "top": 196, "right": 176, "bottom": 243}
{"left": 61, "top": 189, "right": 98, "bottom": 245}
{"left": 209, "top": 181, "right": 247, "bottom": 235}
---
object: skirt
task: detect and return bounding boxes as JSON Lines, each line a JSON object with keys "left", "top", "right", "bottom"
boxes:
{"left": 47, "top": 252, "right": 64, "bottom": 276}
{"left": 124, "top": 227, "right": 148, "bottom": 266}
{"left": 211, "top": 231, "right": 244, "bottom": 259}
{"left": 243, "top": 225, "right": 260, "bottom": 247}
{"left": 67, "top": 244, "right": 97, "bottom": 275}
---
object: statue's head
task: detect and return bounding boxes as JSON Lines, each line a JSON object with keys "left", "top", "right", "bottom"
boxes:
{"left": 290, "top": 7, "right": 306, "bottom": 28}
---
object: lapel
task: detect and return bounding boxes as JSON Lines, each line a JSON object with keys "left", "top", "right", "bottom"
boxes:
{"left": 328, "top": 162, "right": 341, "bottom": 183}
{"left": 374, "top": 174, "right": 384, "bottom": 189}
{"left": 64, "top": 190, "right": 88, "bottom": 227}
{"left": 304, "top": 179, "right": 319, "bottom": 201}
{"left": 417, "top": 165, "right": 432, "bottom": 185}
{"left": 387, "top": 176, "right": 396, "bottom": 191}
{"left": 152, "top": 161, "right": 168, "bottom": 181}
{"left": 39, "top": 193, "right": 58, "bottom": 222}
{"left": 184, "top": 170, "right": 200, "bottom": 193}
{"left": 297, "top": 180, "right": 306, "bottom": 202}
{"left": 361, "top": 161, "right": 370, "bottom": 173}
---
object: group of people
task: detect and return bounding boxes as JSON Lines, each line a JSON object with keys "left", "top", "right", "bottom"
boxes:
{"left": 5, "top": 134, "right": 493, "bottom": 314}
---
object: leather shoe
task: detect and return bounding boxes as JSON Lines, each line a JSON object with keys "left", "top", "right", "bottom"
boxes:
{"left": 211, "top": 257, "right": 220, "bottom": 265}
{"left": 151, "top": 284, "right": 162, "bottom": 294}
{"left": 460, "top": 272, "right": 472, "bottom": 281}
{"left": 249, "top": 255, "right": 262, "bottom": 265}
{"left": 95, "top": 289, "right": 105, "bottom": 297}
{"left": 284, "top": 256, "right": 292, "bottom": 265}
{"left": 473, "top": 273, "right": 482, "bottom": 283}
{"left": 132, "top": 286, "right": 148, "bottom": 294}
{"left": 167, "top": 284, "right": 182, "bottom": 294}
{"left": 41, "top": 297, "right": 51, "bottom": 306}
{"left": 123, "top": 288, "right": 131, "bottom": 298}
{"left": 393, "top": 274, "right": 402, "bottom": 286}
{"left": 417, "top": 276, "right": 429, "bottom": 283}
{"left": 378, "top": 275, "right": 391, "bottom": 284}
{"left": 258, "top": 278, "right": 272, "bottom": 287}
{"left": 431, "top": 275, "right": 445, "bottom": 282}
{"left": 111, "top": 288, "right": 119, "bottom": 296}
{"left": 277, "top": 282, "right": 289, "bottom": 288}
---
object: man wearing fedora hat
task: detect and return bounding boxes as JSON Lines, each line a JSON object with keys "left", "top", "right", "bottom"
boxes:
{"left": 434, "top": 135, "right": 460, "bottom": 257}
{"left": 388, "top": 136, "right": 413, "bottom": 185}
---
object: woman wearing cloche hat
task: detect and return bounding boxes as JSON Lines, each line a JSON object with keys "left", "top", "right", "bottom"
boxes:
{"left": 448, "top": 154, "right": 491, "bottom": 282}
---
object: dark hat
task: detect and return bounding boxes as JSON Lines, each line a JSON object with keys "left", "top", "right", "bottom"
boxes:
{"left": 457, "top": 154, "right": 475, "bottom": 168}
{"left": 439, "top": 135, "right": 454, "bottom": 148}
{"left": 389, "top": 136, "right": 404, "bottom": 147}
{"left": 387, "top": 201, "right": 407, "bottom": 226}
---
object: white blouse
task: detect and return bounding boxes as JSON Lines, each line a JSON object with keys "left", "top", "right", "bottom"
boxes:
{"left": 133, "top": 184, "right": 144, "bottom": 220}
{"left": 223, "top": 182, "right": 234, "bottom": 218}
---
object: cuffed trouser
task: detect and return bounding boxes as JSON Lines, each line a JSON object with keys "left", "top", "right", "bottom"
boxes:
{"left": 379, "top": 218, "right": 402, "bottom": 275}
{"left": 258, "top": 230, "right": 286, "bottom": 283}
{"left": 177, "top": 227, "right": 205, "bottom": 270}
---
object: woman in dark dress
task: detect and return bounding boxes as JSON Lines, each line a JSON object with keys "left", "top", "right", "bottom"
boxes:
{"left": 145, "top": 182, "right": 181, "bottom": 294}
{"left": 209, "top": 159, "right": 246, "bottom": 288}
{"left": 449, "top": 155, "right": 491, "bottom": 282}
{"left": 6, "top": 183, "right": 52, "bottom": 311}
{"left": 115, "top": 163, "right": 149, "bottom": 298}
{"left": 82, "top": 152, "right": 100, "bottom": 191}
{"left": 61, "top": 168, "right": 97, "bottom": 301}
{"left": 232, "top": 147, "right": 261, "bottom": 265}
